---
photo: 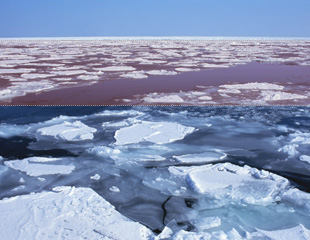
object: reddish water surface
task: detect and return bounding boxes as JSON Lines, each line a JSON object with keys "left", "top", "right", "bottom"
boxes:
{"left": 5, "top": 62, "right": 310, "bottom": 105}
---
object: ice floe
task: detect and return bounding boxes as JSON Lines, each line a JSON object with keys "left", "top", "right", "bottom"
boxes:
{"left": 260, "top": 90, "right": 308, "bottom": 101}
{"left": 173, "top": 151, "right": 226, "bottom": 164}
{"left": 143, "top": 94, "right": 185, "bottom": 103}
{"left": 0, "top": 186, "right": 153, "bottom": 240}
{"left": 299, "top": 155, "right": 310, "bottom": 164}
{"left": 96, "top": 66, "right": 136, "bottom": 71}
{"left": 4, "top": 157, "right": 75, "bottom": 177}
{"left": 36, "top": 121, "right": 97, "bottom": 141}
{"left": 169, "top": 163, "right": 289, "bottom": 205}
{"left": 220, "top": 82, "right": 284, "bottom": 90}
{"left": 114, "top": 121, "right": 195, "bottom": 145}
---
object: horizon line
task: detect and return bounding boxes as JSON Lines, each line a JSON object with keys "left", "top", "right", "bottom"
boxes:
{"left": 1, "top": 36, "right": 310, "bottom": 41}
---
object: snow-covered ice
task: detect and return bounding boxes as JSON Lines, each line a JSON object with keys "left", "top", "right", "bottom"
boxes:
{"left": 0, "top": 186, "right": 153, "bottom": 240}
{"left": 4, "top": 157, "right": 75, "bottom": 177}
{"left": 170, "top": 163, "right": 289, "bottom": 205}
{"left": 114, "top": 121, "right": 195, "bottom": 145}
{"left": 36, "top": 121, "right": 97, "bottom": 141}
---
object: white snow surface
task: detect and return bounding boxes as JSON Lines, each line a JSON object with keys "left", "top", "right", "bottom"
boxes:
{"left": 169, "top": 163, "right": 289, "bottom": 205}
{"left": 96, "top": 66, "right": 136, "bottom": 71}
{"left": 114, "top": 121, "right": 195, "bottom": 145}
{"left": 143, "top": 94, "right": 184, "bottom": 103}
{"left": 173, "top": 151, "right": 226, "bottom": 163}
{"left": 0, "top": 186, "right": 153, "bottom": 240}
{"left": 220, "top": 82, "right": 285, "bottom": 90}
{"left": 4, "top": 157, "right": 75, "bottom": 177}
{"left": 36, "top": 121, "right": 97, "bottom": 141}
{"left": 261, "top": 90, "right": 308, "bottom": 101}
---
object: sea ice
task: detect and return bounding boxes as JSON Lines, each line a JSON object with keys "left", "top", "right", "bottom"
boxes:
{"left": 146, "top": 70, "right": 178, "bottom": 75}
{"left": 114, "top": 121, "right": 195, "bottom": 145}
{"left": 169, "top": 163, "right": 289, "bottom": 205}
{"left": 120, "top": 71, "right": 148, "bottom": 79}
{"left": 4, "top": 157, "right": 75, "bottom": 177}
{"left": 96, "top": 66, "right": 136, "bottom": 71}
{"left": 143, "top": 94, "right": 184, "bottom": 103}
{"left": 36, "top": 121, "right": 97, "bottom": 141}
{"left": 261, "top": 91, "right": 308, "bottom": 101}
{"left": 173, "top": 151, "right": 226, "bottom": 164}
{"left": 0, "top": 186, "right": 153, "bottom": 240}
{"left": 220, "top": 82, "right": 284, "bottom": 90}
{"left": 299, "top": 155, "right": 310, "bottom": 164}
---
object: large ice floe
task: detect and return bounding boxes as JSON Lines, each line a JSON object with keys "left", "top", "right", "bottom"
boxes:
{"left": 0, "top": 186, "right": 153, "bottom": 240}
{"left": 0, "top": 106, "right": 310, "bottom": 239}
{"left": 36, "top": 120, "right": 97, "bottom": 141}
{"left": 114, "top": 121, "right": 195, "bottom": 145}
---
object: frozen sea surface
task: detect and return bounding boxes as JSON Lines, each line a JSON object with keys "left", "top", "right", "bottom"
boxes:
{"left": 1, "top": 39, "right": 310, "bottom": 104}
{"left": 0, "top": 106, "right": 310, "bottom": 239}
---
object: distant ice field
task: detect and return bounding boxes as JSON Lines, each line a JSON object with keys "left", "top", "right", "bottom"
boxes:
{"left": 0, "top": 39, "right": 310, "bottom": 105}
{"left": 0, "top": 106, "right": 310, "bottom": 239}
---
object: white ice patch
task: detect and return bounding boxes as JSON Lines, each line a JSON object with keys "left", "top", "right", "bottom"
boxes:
{"left": 278, "top": 144, "right": 299, "bottom": 156}
{"left": 169, "top": 163, "right": 289, "bottom": 205}
{"left": 173, "top": 151, "right": 226, "bottom": 164}
{"left": 36, "top": 121, "right": 97, "bottom": 141}
{"left": 261, "top": 91, "right": 308, "bottom": 101}
{"left": 4, "top": 157, "right": 75, "bottom": 177}
{"left": 114, "top": 121, "right": 195, "bottom": 145}
{"left": 299, "top": 155, "right": 310, "bottom": 164}
{"left": 220, "top": 82, "right": 284, "bottom": 90}
{"left": 0, "top": 68, "right": 35, "bottom": 74}
{"left": 120, "top": 71, "right": 148, "bottom": 79}
{"left": 0, "top": 186, "right": 153, "bottom": 240}
{"left": 96, "top": 66, "right": 136, "bottom": 72}
{"left": 218, "top": 88, "right": 241, "bottom": 94}
{"left": 146, "top": 70, "right": 178, "bottom": 76}
{"left": 175, "top": 67, "right": 200, "bottom": 72}
{"left": 143, "top": 94, "right": 184, "bottom": 103}
{"left": 51, "top": 70, "right": 87, "bottom": 76}
{"left": 90, "top": 174, "right": 101, "bottom": 181}
{"left": 21, "top": 73, "right": 55, "bottom": 79}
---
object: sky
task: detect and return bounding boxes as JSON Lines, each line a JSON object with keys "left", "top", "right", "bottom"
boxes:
{"left": 0, "top": 0, "right": 310, "bottom": 38}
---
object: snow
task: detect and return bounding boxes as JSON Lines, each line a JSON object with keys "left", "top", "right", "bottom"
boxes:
{"left": 36, "top": 121, "right": 97, "bottom": 141}
{"left": 143, "top": 94, "right": 184, "bottom": 103}
{"left": 220, "top": 82, "right": 285, "bottom": 90}
{"left": 114, "top": 121, "right": 195, "bottom": 145}
{"left": 169, "top": 163, "right": 289, "bottom": 205}
{"left": 0, "top": 186, "right": 153, "bottom": 240}
{"left": 4, "top": 157, "right": 75, "bottom": 177}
